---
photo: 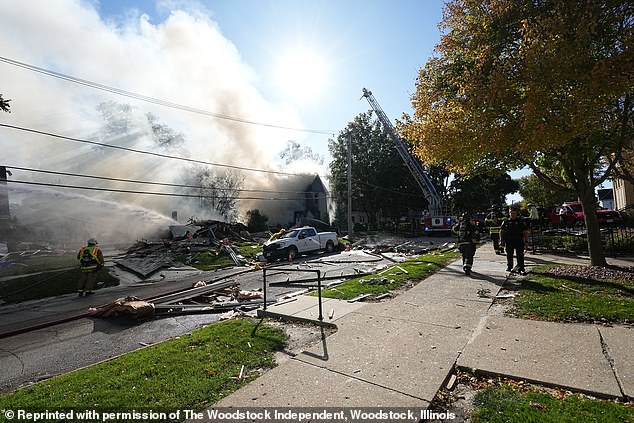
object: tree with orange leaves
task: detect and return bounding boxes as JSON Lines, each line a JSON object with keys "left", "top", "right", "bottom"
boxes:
{"left": 401, "top": 0, "right": 632, "bottom": 266}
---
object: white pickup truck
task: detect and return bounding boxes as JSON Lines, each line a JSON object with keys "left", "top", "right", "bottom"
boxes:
{"left": 263, "top": 226, "right": 338, "bottom": 261}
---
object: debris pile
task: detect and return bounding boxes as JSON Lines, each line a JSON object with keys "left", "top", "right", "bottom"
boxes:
{"left": 91, "top": 278, "right": 273, "bottom": 319}
{"left": 91, "top": 296, "right": 154, "bottom": 319}
{"left": 113, "top": 219, "right": 257, "bottom": 279}
{"left": 350, "top": 237, "right": 456, "bottom": 257}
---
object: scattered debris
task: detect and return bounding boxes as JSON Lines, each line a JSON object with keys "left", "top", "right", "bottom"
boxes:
{"left": 91, "top": 296, "right": 155, "bottom": 319}
{"left": 219, "top": 310, "right": 243, "bottom": 321}
{"left": 374, "top": 293, "right": 392, "bottom": 301}
{"left": 238, "top": 290, "right": 263, "bottom": 300}
{"left": 347, "top": 294, "right": 372, "bottom": 303}
{"left": 359, "top": 277, "right": 389, "bottom": 285}
{"left": 446, "top": 374, "right": 457, "bottom": 390}
{"left": 230, "top": 365, "right": 246, "bottom": 380}
{"left": 395, "top": 265, "right": 409, "bottom": 274}
{"left": 272, "top": 297, "right": 298, "bottom": 307}
{"left": 561, "top": 284, "right": 582, "bottom": 294}
{"left": 113, "top": 219, "right": 255, "bottom": 279}
{"left": 477, "top": 288, "right": 492, "bottom": 298}
{"left": 93, "top": 277, "right": 269, "bottom": 319}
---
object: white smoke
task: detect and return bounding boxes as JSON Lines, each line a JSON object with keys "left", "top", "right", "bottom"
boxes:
{"left": 0, "top": 1, "right": 317, "bottom": 243}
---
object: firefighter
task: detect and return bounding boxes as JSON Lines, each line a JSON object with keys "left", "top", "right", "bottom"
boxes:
{"left": 77, "top": 238, "right": 105, "bottom": 297}
{"left": 453, "top": 213, "right": 480, "bottom": 275}
{"left": 484, "top": 212, "right": 505, "bottom": 254}
{"left": 500, "top": 206, "right": 529, "bottom": 275}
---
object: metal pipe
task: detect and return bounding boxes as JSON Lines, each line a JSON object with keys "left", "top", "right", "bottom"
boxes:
{"left": 317, "top": 270, "right": 323, "bottom": 321}
{"left": 263, "top": 268, "right": 267, "bottom": 311}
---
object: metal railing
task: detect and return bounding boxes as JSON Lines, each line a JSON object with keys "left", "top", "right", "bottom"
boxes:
{"left": 528, "top": 223, "right": 634, "bottom": 256}
{"left": 262, "top": 267, "right": 323, "bottom": 321}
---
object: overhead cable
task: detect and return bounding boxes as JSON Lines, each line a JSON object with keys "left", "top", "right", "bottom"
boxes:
{"left": 6, "top": 179, "right": 332, "bottom": 202}
{"left": 0, "top": 123, "right": 312, "bottom": 176}
{"left": 6, "top": 165, "right": 323, "bottom": 194}
{"left": 0, "top": 55, "right": 335, "bottom": 135}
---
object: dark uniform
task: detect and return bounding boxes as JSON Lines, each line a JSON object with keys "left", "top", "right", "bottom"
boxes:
{"left": 500, "top": 212, "right": 529, "bottom": 274}
{"left": 453, "top": 216, "right": 480, "bottom": 275}
{"left": 484, "top": 214, "right": 505, "bottom": 254}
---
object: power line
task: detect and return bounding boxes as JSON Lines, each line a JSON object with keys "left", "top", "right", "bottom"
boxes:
{"left": 6, "top": 165, "right": 323, "bottom": 195}
{"left": 357, "top": 180, "right": 424, "bottom": 198}
{"left": 0, "top": 123, "right": 313, "bottom": 176}
{"left": 0, "top": 55, "right": 336, "bottom": 135}
{"left": 7, "top": 179, "right": 331, "bottom": 202}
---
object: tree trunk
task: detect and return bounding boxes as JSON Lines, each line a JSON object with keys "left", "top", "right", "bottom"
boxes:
{"left": 578, "top": 187, "right": 607, "bottom": 267}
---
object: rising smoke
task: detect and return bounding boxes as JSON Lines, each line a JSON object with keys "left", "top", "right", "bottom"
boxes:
{"left": 0, "top": 1, "right": 324, "bottom": 245}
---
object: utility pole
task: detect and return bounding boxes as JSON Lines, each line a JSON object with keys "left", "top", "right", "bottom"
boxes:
{"left": 347, "top": 134, "right": 353, "bottom": 238}
{"left": 0, "top": 166, "right": 10, "bottom": 220}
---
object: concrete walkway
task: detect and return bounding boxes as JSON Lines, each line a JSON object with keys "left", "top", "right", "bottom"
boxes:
{"left": 210, "top": 246, "right": 633, "bottom": 412}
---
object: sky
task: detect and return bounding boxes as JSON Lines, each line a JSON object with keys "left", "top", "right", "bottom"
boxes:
{"left": 95, "top": 0, "right": 444, "bottom": 160}
{"left": 9, "top": 0, "right": 593, "bottom": 241}
{"left": 1, "top": 0, "right": 444, "bottom": 168}
{"left": 0, "top": 0, "right": 451, "bottom": 239}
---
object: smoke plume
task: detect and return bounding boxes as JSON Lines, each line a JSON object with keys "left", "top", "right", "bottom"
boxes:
{"left": 0, "top": 1, "right": 320, "bottom": 244}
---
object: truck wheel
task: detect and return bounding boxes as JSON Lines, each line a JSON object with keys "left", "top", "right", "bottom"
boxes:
{"left": 287, "top": 246, "right": 298, "bottom": 261}
{"left": 325, "top": 240, "right": 334, "bottom": 253}
{"left": 573, "top": 219, "right": 585, "bottom": 229}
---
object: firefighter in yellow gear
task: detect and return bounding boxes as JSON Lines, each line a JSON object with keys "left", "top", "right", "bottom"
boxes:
{"left": 484, "top": 213, "right": 506, "bottom": 254}
{"left": 77, "top": 238, "right": 105, "bottom": 297}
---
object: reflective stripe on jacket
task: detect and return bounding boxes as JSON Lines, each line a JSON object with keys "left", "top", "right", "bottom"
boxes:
{"left": 78, "top": 245, "right": 102, "bottom": 272}
{"left": 485, "top": 217, "right": 505, "bottom": 234}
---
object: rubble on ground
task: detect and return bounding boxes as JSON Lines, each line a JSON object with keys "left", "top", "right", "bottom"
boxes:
{"left": 91, "top": 278, "right": 270, "bottom": 319}
{"left": 350, "top": 236, "right": 456, "bottom": 257}
{"left": 113, "top": 219, "right": 258, "bottom": 279}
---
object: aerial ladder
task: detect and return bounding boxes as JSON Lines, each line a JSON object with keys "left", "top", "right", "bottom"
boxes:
{"left": 361, "top": 88, "right": 452, "bottom": 233}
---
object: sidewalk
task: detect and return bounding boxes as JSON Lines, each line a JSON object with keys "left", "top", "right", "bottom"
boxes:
{"left": 210, "top": 246, "right": 633, "bottom": 411}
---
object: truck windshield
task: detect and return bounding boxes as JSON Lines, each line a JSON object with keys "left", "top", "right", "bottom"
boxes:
{"left": 280, "top": 230, "right": 300, "bottom": 239}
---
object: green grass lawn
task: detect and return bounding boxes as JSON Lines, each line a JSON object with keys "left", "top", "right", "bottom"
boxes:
{"left": 182, "top": 251, "right": 235, "bottom": 270}
{"left": 0, "top": 319, "right": 286, "bottom": 419}
{"left": 511, "top": 265, "right": 634, "bottom": 323}
{"left": 473, "top": 385, "right": 634, "bottom": 423}
{"left": 0, "top": 253, "right": 78, "bottom": 277}
{"left": 316, "top": 250, "right": 459, "bottom": 300}
{"left": 236, "top": 243, "right": 262, "bottom": 261}
{"left": 0, "top": 268, "right": 119, "bottom": 304}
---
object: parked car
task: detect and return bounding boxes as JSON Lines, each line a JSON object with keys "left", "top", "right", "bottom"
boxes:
{"left": 263, "top": 226, "right": 338, "bottom": 261}
{"left": 548, "top": 202, "right": 624, "bottom": 227}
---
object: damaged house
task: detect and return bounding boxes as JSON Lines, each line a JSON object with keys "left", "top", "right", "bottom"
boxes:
{"left": 255, "top": 174, "right": 330, "bottom": 229}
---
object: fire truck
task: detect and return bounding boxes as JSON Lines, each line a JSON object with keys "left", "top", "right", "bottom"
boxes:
{"left": 361, "top": 88, "right": 453, "bottom": 234}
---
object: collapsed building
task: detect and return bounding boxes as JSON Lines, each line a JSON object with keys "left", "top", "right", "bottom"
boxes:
{"left": 248, "top": 174, "right": 330, "bottom": 229}
{"left": 113, "top": 219, "right": 253, "bottom": 279}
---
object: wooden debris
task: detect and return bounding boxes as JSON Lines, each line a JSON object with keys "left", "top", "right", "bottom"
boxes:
{"left": 347, "top": 294, "right": 371, "bottom": 303}
{"left": 561, "top": 284, "right": 582, "bottom": 293}
{"left": 446, "top": 374, "right": 457, "bottom": 390}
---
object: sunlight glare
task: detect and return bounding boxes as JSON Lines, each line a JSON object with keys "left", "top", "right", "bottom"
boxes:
{"left": 274, "top": 48, "right": 328, "bottom": 103}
